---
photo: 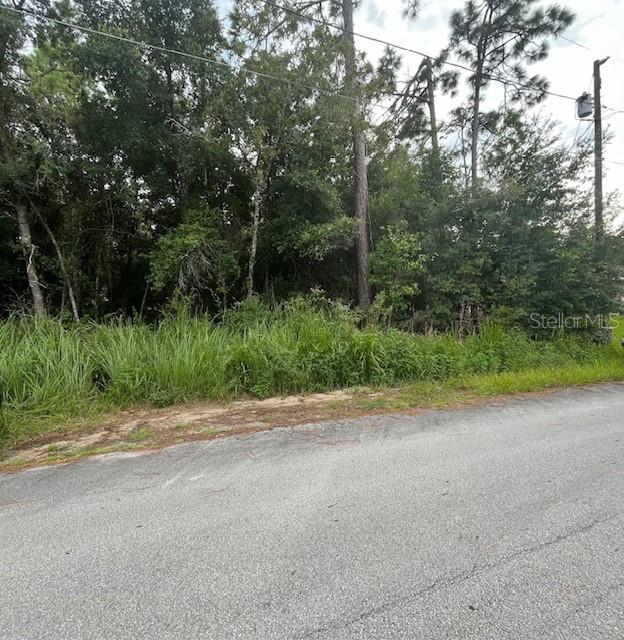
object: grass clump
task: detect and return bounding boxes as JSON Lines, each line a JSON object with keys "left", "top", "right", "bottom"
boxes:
{"left": 0, "top": 302, "right": 622, "bottom": 447}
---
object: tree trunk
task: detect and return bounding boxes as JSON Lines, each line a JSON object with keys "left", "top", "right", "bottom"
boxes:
{"left": 164, "top": 59, "right": 187, "bottom": 216}
{"left": 246, "top": 181, "right": 263, "bottom": 299}
{"left": 33, "top": 205, "right": 80, "bottom": 322}
{"left": 16, "top": 202, "right": 46, "bottom": 318}
{"left": 342, "top": 0, "right": 371, "bottom": 310}
{"left": 470, "top": 8, "right": 491, "bottom": 195}
{"left": 470, "top": 75, "right": 482, "bottom": 193}
{"left": 425, "top": 58, "right": 439, "bottom": 160}
{"left": 459, "top": 125, "right": 469, "bottom": 189}
{"left": 139, "top": 280, "right": 150, "bottom": 318}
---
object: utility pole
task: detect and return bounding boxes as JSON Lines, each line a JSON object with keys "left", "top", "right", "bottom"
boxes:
{"left": 425, "top": 58, "right": 439, "bottom": 160}
{"left": 341, "top": 0, "right": 371, "bottom": 310}
{"left": 593, "top": 57, "right": 609, "bottom": 238}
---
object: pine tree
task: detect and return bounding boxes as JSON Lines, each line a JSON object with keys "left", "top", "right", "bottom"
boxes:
{"left": 448, "top": 0, "right": 574, "bottom": 192}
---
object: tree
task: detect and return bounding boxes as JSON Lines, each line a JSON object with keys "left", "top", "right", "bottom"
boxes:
{"left": 389, "top": 51, "right": 458, "bottom": 159}
{"left": 370, "top": 220, "right": 425, "bottom": 321}
{"left": 341, "top": 0, "right": 370, "bottom": 309}
{"left": 227, "top": 0, "right": 354, "bottom": 300}
{"left": 448, "top": 0, "right": 574, "bottom": 192}
{"left": 75, "top": 0, "right": 228, "bottom": 314}
{"left": 0, "top": 0, "right": 620, "bottom": 332}
{"left": 478, "top": 112, "right": 621, "bottom": 330}
{"left": 150, "top": 206, "right": 239, "bottom": 311}
{"left": 0, "top": 1, "right": 50, "bottom": 317}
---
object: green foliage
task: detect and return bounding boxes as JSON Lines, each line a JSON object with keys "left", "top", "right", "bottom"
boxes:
{"left": 1, "top": 306, "right": 620, "bottom": 444}
{"left": 0, "top": 0, "right": 621, "bottom": 341}
{"left": 150, "top": 206, "right": 239, "bottom": 306}
{"left": 449, "top": 0, "right": 575, "bottom": 104}
{"left": 371, "top": 221, "right": 425, "bottom": 318}
{"left": 288, "top": 216, "right": 357, "bottom": 260}
{"left": 3, "top": 0, "right": 624, "bottom": 457}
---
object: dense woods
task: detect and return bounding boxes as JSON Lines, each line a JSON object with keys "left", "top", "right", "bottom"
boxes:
{"left": 1, "top": 0, "right": 622, "bottom": 331}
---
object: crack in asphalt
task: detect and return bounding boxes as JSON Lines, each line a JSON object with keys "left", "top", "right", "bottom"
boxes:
{"left": 298, "top": 511, "right": 624, "bottom": 639}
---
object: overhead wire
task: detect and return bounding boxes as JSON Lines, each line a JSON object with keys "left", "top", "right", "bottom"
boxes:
{"left": 560, "top": 34, "right": 624, "bottom": 65}
{"left": 3, "top": 0, "right": 624, "bottom": 152}
{"left": 258, "top": 0, "right": 624, "bottom": 115}
{"left": 256, "top": 0, "right": 610, "bottom": 105}
{"left": 0, "top": 2, "right": 389, "bottom": 111}
{"left": 567, "top": 120, "right": 582, "bottom": 153}
{"left": 5, "top": 1, "right": 624, "bottom": 115}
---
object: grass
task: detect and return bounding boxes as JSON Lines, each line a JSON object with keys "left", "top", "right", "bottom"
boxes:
{"left": 126, "top": 427, "right": 154, "bottom": 443}
{"left": 1, "top": 302, "right": 622, "bottom": 450}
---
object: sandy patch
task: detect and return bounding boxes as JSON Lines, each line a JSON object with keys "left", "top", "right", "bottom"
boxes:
{"left": 1, "top": 389, "right": 359, "bottom": 469}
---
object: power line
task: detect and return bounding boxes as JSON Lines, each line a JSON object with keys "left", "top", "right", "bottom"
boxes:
{"left": 603, "top": 110, "right": 624, "bottom": 120}
{"left": 567, "top": 120, "right": 594, "bottom": 158}
{"left": 257, "top": 0, "right": 589, "bottom": 104}
{"left": 577, "top": 121, "right": 594, "bottom": 145}
{"left": 560, "top": 35, "right": 624, "bottom": 65}
{"left": 0, "top": 3, "right": 389, "bottom": 110}
{"left": 567, "top": 120, "right": 582, "bottom": 153}
{"left": 259, "top": 0, "right": 624, "bottom": 114}
{"left": 3, "top": 1, "right": 623, "bottom": 126}
{"left": 561, "top": 35, "right": 592, "bottom": 52}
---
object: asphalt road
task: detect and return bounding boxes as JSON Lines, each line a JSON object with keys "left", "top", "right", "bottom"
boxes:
{"left": 1, "top": 385, "right": 624, "bottom": 639}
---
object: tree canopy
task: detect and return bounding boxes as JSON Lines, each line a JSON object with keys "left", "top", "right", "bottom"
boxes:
{"left": 0, "top": 0, "right": 620, "bottom": 334}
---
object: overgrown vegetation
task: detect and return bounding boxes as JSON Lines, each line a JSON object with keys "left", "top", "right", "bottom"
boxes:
{"left": 1, "top": 0, "right": 622, "bottom": 329}
{"left": 1, "top": 0, "right": 623, "bottom": 456}
{"left": 1, "top": 302, "right": 622, "bottom": 447}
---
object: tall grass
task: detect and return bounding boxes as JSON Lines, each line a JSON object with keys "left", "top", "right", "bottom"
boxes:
{"left": 1, "top": 302, "right": 622, "bottom": 446}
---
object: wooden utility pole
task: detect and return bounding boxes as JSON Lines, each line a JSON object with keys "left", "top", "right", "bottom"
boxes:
{"left": 593, "top": 57, "right": 609, "bottom": 238}
{"left": 341, "top": 0, "right": 371, "bottom": 310}
{"left": 425, "top": 58, "right": 439, "bottom": 159}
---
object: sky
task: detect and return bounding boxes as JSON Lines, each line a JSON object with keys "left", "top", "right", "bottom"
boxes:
{"left": 355, "top": 0, "right": 624, "bottom": 224}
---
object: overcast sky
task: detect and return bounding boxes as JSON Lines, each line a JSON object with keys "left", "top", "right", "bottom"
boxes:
{"left": 356, "top": 0, "right": 624, "bottom": 223}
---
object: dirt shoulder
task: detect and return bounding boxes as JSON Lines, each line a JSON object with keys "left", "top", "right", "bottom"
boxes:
{"left": 0, "top": 388, "right": 375, "bottom": 470}
{"left": 4, "top": 373, "right": 621, "bottom": 471}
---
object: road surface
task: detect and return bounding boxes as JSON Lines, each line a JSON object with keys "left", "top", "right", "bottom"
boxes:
{"left": 1, "top": 385, "right": 623, "bottom": 639}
